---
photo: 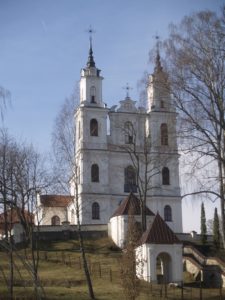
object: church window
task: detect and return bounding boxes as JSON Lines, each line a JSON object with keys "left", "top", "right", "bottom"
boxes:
{"left": 124, "top": 165, "right": 137, "bottom": 192}
{"left": 162, "top": 167, "right": 170, "bottom": 185}
{"left": 91, "top": 164, "right": 99, "bottom": 182}
{"left": 124, "top": 121, "right": 134, "bottom": 144}
{"left": 51, "top": 215, "right": 60, "bottom": 226}
{"left": 161, "top": 123, "right": 168, "bottom": 145}
{"left": 164, "top": 205, "right": 172, "bottom": 221}
{"left": 92, "top": 202, "right": 100, "bottom": 219}
{"left": 160, "top": 100, "right": 165, "bottom": 108}
{"left": 90, "top": 119, "right": 98, "bottom": 136}
{"left": 90, "top": 86, "right": 96, "bottom": 103}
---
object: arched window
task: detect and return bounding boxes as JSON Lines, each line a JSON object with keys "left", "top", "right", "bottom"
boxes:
{"left": 91, "top": 164, "right": 99, "bottom": 182}
{"left": 124, "top": 166, "right": 137, "bottom": 192}
{"left": 124, "top": 121, "right": 133, "bottom": 144}
{"left": 162, "top": 167, "right": 170, "bottom": 185}
{"left": 90, "top": 86, "right": 96, "bottom": 103}
{"left": 92, "top": 202, "right": 100, "bottom": 219}
{"left": 51, "top": 215, "right": 60, "bottom": 226}
{"left": 71, "top": 209, "right": 75, "bottom": 224}
{"left": 164, "top": 205, "right": 172, "bottom": 221}
{"left": 90, "top": 119, "right": 98, "bottom": 136}
{"left": 161, "top": 123, "right": 168, "bottom": 145}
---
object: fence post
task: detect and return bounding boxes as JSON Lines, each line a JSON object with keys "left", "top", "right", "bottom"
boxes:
{"left": 109, "top": 269, "right": 112, "bottom": 282}
{"left": 199, "top": 280, "right": 202, "bottom": 300}
{"left": 220, "top": 284, "right": 222, "bottom": 300}
{"left": 181, "top": 281, "right": 184, "bottom": 300}
{"left": 99, "top": 262, "right": 102, "bottom": 278}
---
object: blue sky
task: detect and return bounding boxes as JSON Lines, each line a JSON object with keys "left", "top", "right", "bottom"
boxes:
{"left": 0, "top": 0, "right": 223, "bottom": 232}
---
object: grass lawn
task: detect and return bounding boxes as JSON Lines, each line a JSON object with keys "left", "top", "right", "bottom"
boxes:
{"left": 0, "top": 237, "right": 224, "bottom": 299}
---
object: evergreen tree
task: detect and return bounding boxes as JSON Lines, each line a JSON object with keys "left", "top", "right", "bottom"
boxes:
{"left": 201, "top": 202, "right": 207, "bottom": 244}
{"left": 213, "top": 207, "right": 220, "bottom": 249}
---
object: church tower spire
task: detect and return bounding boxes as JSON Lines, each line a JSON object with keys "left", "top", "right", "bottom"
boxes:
{"left": 86, "top": 28, "right": 96, "bottom": 68}
{"left": 79, "top": 27, "right": 104, "bottom": 107}
{"left": 147, "top": 39, "right": 172, "bottom": 112}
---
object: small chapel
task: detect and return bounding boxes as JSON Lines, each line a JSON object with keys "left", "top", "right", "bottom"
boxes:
{"left": 35, "top": 37, "right": 183, "bottom": 283}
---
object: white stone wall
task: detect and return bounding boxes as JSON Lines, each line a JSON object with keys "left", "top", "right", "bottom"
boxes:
{"left": 38, "top": 206, "right": 67, "bottom": 226}
{"left": 109, "top": 215, "right": 155, "bottom": 248}
{"left": 136, "top": 243, "right": 183, "bottom": 283}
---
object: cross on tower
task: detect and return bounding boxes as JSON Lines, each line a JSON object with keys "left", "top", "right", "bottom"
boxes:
{"left": 86, "top": 25, "right": 96, "bottom": 48}
{"left": 123, "top": 83, "right": 133, "bottom": 98}
{"left": 154, "top": 34, "right": 160, "bottom": 53}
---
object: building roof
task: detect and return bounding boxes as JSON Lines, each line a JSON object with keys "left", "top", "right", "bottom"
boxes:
{"left": 139, "top": 213, "right": 181, "bottom": 245}
{"left": 111, "top": 193, "right": 155, "bottom": 218}
{"left": 40, "top": 195, "right": 73, "bottom": 207}
{"left": 0, "top": 208, "right": 33, "bottom": 232}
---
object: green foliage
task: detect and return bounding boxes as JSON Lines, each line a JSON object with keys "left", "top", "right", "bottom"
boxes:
{"left": 201, "top": 202, "right": 207, "bottom": 244}
{"left": 213, "top": 207, "right": 220, "bottom": 249}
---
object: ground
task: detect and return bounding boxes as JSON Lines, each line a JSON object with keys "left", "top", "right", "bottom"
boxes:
{"left": 0, "top": 237, "right": 224, "bottom": 299}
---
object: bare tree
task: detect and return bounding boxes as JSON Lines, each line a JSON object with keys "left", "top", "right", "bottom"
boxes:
{"left": 0, "top": 129, "right": 48, "bottom": 299}
{"left": 120, "top": 209, "right": 140, "bottom": 300}
{"left": 52, "top": 92, "right": 96, "bottom": 300}
{"left": 119, "top": 121, "right": 168, "bottom": 232}
{"left": 161, "top": 7, "right": 225, "bottom": 247}
{"left": 0, "top": 86, "right": 10, "bottom": 119}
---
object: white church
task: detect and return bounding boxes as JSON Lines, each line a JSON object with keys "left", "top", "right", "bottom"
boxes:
{"left": 35, "top": 39, "right": 183, "bottom": 283}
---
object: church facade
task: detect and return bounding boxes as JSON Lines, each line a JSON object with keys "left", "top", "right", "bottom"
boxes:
{"left": 67, "top": 41, "right": 182, "bottom": 233}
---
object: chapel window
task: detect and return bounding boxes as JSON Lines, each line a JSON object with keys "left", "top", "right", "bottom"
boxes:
{"left": 90, "top": 86, "right": 96, "bottom": 103}
{"left": 90, "top": 119, "right": 98, "bottom": 136}
{"left": 164, "top": 205, "right": 172, "bottom": 221}
{"left": 91, "top": 164, "right": 99, "bottom": 182}
{"left": 92, "top": 202, "right": 100, "bottom": 220}
{"left": 162, "top": 167, "right": 170, "bottom": 185}
{"left": 51, "top": 215, "right": 60, "bottom": 226}
{"left": 124, "top": 165, "right": 137, "bottom": 192}
{"left": 124, "top": 121, "right": 134, "bottom": 144}
{"left": 161, "top": 123, "right": 168, "bottom": 145}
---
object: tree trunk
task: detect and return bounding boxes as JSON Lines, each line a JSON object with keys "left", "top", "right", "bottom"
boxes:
{"left": 75, "top": 183, "right": 95, "bottom": 300}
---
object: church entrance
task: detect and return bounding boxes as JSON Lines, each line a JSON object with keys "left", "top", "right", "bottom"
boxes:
{"left": 156, "top": 252, "right": 172, "bottom": 284}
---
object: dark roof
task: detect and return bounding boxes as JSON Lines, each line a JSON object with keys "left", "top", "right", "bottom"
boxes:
{"left": 139, "top": 213, "right": 181, "bottom": 245}
{"left": 40, "top": 195, "right": 73, "bottom": 207}
{"left": 111, "top": 193, "right": 155, "bottom": 218}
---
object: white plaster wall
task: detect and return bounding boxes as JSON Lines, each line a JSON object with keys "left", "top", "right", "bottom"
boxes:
{"left": 110, "top": 215, "right": 155, "bottom": 248}
{"left": 148, "top": 196, "right": 183, "bottom": 233}
{"left": 40, "top": 207, "right": 67, "bottom": 226}
{"left": 136, "top": 243, "right": 183, "bottom": 283}
{"left": 80, "top": 70, "right": 103, "bottom": 105}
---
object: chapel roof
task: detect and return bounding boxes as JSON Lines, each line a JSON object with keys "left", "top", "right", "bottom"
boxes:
{"left": 0, "top": 208, "right": 33, "bottom": 231}
{"left": 111, "top": 193, "right": 155, "bottom": 218}
{"left": 139, "top": 212, "right": 181, "bottom": 245}
{"left": 40, "top": 195, "right": 73, "bottom": 207}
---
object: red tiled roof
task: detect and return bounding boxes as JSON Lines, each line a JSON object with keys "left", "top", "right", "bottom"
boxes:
{"left": 111, "top": 193, "right": 155, "bottom": 218}
{"left": 40, "top": 195, "right": 73, "bottom": 207}
{"left": 0, "top": 208, "right": 33, "bottom": 230}
{"left": 139, "top": 213, "right": 181, "bottom": 245}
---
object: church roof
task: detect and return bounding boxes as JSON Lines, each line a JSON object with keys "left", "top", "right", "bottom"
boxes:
{"left": 111, "top": 193, "right": 155, "bottom": 218}
{"left": 40, "top": 195, "right": 73, "bottom": 207}
{"left": 139, "top": 213, "right": 181, "bottom": 245}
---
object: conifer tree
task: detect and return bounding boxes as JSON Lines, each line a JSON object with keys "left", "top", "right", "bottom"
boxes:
{"left": 201, "top": 202, "right": 207, "bottom": 244}
{"left": 213, "top": 207, "right": 220, "bottom": 249}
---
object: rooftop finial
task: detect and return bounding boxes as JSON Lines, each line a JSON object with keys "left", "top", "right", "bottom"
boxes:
{"left": 154, "top": 34, "right": 162, "bottom": 72}
{"left": 123, "top": 83, "right": 133, "bottom": 98}
{"left": 86, "top": 25, "right": 96, "bottom": 68}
